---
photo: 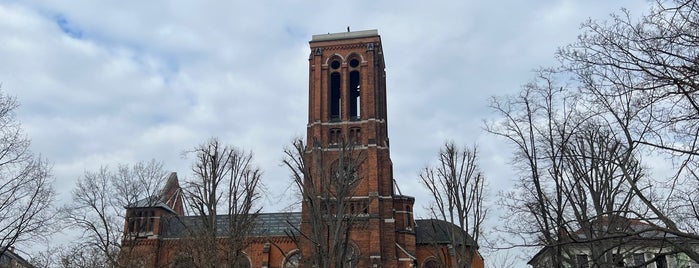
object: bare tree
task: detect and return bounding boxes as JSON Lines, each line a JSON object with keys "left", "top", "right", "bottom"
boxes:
{"left": 487, "top": 69, "right": 661, "bottom": 266}
{"left": 31, "top": 244, "right": 110, "bottom": 268}
{"left": 486, "top": 71, "right": 579, "bottom": 266}
{"left": 559, "top": 124, "right": 653, "bottom": 266}
{"left": 553, "top": 0, "right": 699, "bottom": 262}
{"left": 419, "top": 142, "right": 487, "bottom": 268}
{"left": 485, "top": 249, "right": 518, "bottom": 268}
{"left": 0, "top": 89, "right": 55, "bottom": 257}
{"left": 65, "top": 160, "right": 166, "bottom": 267}
{"left": 282, "top": 137, "right": 366, "bottom": 268}
{"left": 58, "top": 245, "right": 111, "bottom": 268}
{"left": 180, "top": 137, "right": 263, "bottom": 268}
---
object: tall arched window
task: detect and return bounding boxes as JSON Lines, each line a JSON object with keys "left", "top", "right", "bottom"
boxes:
{"left": 349, "top": 70, "right": 360, "bottom": 119}
{"left": 328, "top": 58, "right": 342, "bottom": 120}
{"left": 330, "top": 72, "right": 342, "bottom": 120}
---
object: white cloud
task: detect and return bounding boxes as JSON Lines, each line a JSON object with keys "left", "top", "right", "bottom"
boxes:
{"left": 0, "top": 0, "right": 654, "bottom": 265}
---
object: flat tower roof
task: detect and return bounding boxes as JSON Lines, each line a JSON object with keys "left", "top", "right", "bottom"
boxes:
{"left": 311, "top": 29, "right": 379, "bottom": 42}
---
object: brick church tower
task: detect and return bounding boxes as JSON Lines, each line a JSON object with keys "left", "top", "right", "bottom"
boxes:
{"left": 300, "top": 29, "right": 417, "bottom": 268}
{"left": 119, "top": 29, "right": 483, "bottom": 268}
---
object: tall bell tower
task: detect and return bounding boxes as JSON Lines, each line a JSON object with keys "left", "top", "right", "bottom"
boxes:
{"left": 301, "top": 29, "right": 416, "bottom": 268}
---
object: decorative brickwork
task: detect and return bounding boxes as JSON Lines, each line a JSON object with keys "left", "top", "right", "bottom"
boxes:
{"left": 120, "top": 30, "right": 484, "bottom": 268}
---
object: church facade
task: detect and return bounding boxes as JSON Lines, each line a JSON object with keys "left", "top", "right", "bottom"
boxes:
{"left": 122, "top": 30, "right": 484, "bottom": 268}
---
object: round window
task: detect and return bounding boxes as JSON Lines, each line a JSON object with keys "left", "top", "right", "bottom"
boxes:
{"left": 331, "top": 60, "right": 341, "bottom": 69}
{"left": 349, "top": 59, "right": 360, "bottom": 68}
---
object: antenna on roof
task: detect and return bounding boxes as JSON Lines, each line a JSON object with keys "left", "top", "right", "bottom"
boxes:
{"left": 347, "top": 26, "right": 350, "bottom": 32}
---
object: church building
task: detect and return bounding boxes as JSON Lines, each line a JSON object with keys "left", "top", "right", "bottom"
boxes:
{"left": 122, "top": 30, "right": 484, "bottom": 268}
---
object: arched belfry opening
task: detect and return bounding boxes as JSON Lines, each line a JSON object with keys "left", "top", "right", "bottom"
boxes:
{"left": 349, "top": 70, "right": 360, "bottom": 119}
{"left": 305, "top": 29, "right": 411, "bottom": 268}
{"left": 330, "top": 71, "right": 341, "bottom": 120}
{"left": 348, "top": 57, "right": 361, "bottom": 119}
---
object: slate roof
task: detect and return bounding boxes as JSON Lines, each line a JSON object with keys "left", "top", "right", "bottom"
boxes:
{"left": 160, "top": 212, "right": 477, "bottom": 249}
{"left": 415, "top": 219, "right": 478, "bottom": 247}
{"left": 160, "top": 212, "right": 302, "bottom": 238}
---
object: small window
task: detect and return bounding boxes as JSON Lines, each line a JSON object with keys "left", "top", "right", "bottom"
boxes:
{"left": 349, "top": 58, "right": 359, "bottom": 68}
{"left": 349, "top": 127, "right": 361, "bottom": 144}
{"left": 329, "top": 128, "right": 341, "bottom": 145}
{"left": 331, "top": 60, "right": 341, "bottom": 69}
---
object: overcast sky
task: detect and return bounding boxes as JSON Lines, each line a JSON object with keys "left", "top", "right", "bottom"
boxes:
{"left": 0, "top": 0, "right": 653, "bottom": 266}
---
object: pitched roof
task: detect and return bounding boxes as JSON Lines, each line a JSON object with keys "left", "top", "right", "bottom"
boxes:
{"left": 414, "top": 219, "right": 478, "bottom": 247}
{"left": 159, "top": 172, "right": 184, "bottom": 215}
{"left": 159, "top": 212, "right": 477, "bottom": 247}
{"left": 160, "top": 212, "right": 302, "bottom": 238}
